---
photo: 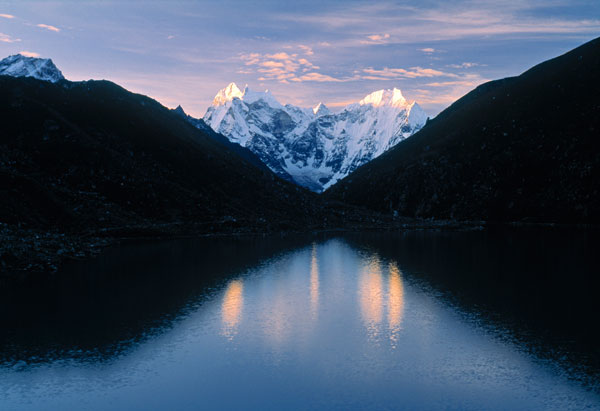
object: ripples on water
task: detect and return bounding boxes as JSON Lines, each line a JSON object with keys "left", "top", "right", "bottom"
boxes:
{"left": 0, "top": 229, "right": 598, "bottom": 410}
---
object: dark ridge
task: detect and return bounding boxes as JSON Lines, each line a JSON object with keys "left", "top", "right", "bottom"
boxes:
{"left": 325, "top": 37, "right": 600, "bottom": 224}
{"left": 170, "top": 105, "right": 270, "bottom": 172}
{"left": 0, "top": 76, "right": 324, "bottom": 234}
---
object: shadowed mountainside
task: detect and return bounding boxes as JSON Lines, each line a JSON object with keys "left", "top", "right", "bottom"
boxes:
{"left": 325, "top": 37, "right": 600, "bottom": 224}
{"left": 0, "top": 76, "right": 325, "bottom": 235}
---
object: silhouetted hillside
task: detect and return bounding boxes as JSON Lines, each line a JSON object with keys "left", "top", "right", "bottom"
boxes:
{"left": 0, "top": 76, "right": 323, "bottom": 234}
{"left": 326, "top": 37, "right": 600, "bottom": 224}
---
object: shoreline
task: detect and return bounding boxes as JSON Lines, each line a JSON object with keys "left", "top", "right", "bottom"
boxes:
{"left": 3, "top": 218, "right": 598, "bottom": 276}
{"left": 1, "top": 218, "right": 481, "bottom": 275}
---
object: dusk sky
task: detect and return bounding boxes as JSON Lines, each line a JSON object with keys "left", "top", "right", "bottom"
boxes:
{"left": 1, "top": 0, "right": 599, "bottom": 117}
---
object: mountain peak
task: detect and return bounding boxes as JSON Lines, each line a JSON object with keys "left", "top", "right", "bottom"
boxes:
{"left": 173, "top": 105, "right": 187, "bottom": 118}
{"left": 211, "top": 82, "right": 282, "bottom": 108}
{"left": 0, "top": 54, "right": 65, "bottom": 83}
{"left": 212, "top": 82, "right": 244, "bottom": 106}
{"left": 202, "top": 83, "right": 426, "bottom": 192}
{"left": 359, "top": 88, "right": 408, "bottom": 108}
{"left": 313, "top": 102, "right": 331, "bottom": 116}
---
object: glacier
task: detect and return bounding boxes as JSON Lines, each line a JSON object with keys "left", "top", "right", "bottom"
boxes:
{"left": 201, "top": 82, "right": 427, "bottom": 192}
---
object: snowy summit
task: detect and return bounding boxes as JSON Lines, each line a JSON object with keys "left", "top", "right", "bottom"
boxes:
{"left": 201, "top": 83, "right": 427, "bottom": 192}
{"left": 0, "top": 54, "right": 65, "bottom": 83}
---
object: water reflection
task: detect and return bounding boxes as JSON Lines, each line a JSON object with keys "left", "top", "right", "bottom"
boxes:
{"left": 388, "top": 262, "right": 405, "bottom": 348}
{"left": 221, "top": 279, "right": 244, "bottom": 340}
{"left": 358, "top": 255, "right": 405, "bottom": 345}
{"left": 310, "top": 243, "right": 320, "bottom": 319}
{"left": 0, "top": 232, "right": 599, "bottom": 410}
{"left": 359, "top": 256, "right": 384, "bottom": 340}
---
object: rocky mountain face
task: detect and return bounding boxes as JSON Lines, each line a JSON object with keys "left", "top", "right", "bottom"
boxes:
{"left": 201, "top": 83, "right": 427, "bottom": 192}
{"left": 0, "top": 54, "right": 65, "bottom": 83}
{"left": 325, "top": 37, "right": 600, "bottom": 224}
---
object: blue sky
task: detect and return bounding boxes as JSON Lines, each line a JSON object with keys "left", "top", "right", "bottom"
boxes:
{"left": 1, "top": 0, "right": 599, "bottom": 117}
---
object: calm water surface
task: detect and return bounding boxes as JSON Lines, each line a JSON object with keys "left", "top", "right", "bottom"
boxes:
{"left": 0, "top": 229, "right": 598, "bottom": 410}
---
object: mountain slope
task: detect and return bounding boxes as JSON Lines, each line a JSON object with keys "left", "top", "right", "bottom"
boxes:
{"left": 0, "top": 75, "right": 326, "bottom": 235}
{"left": 326, "top": 37, "right": 600, "bottom": 224}
{"left": 201, "top": 84, "right": 427, "bottom": 192}
{"left": 171, "top": 105, "right": 271, "bottom": 172}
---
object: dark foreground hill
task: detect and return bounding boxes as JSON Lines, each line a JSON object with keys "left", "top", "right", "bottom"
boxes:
{"left": 326, "top": 37, "right": 600, "bottom": 224}
{"left": 0, "top": 76, "right": 329, "bottom": 232}
{"left": 0, "top": 76, "right": 338, "bottom": 270}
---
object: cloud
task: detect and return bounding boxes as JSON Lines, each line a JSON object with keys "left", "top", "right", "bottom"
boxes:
{"left": 277, "top": 3, "right": 600, "bottom": 45}
{"left": 266, "top": 52, "right": 293, "bottom": 60}
{"left": 361, "top": 33, "right": 391, "bottom": 44}
{"left": 0, "top": 13, "right": 14, "bottom": 19}
{"left": 298, "top": 58, "right": 319, "bottom": 69}
{"left": 0, "top": 32, "right": 20, "bottom": 43}
{"left": 261, "top": 60, "right": 285, "bottom": 68}
{"left": 167, "top": 35, "right": 175, "bottom": 40}
{"left": 420, "top": 48, "right": 435, "bottom": 53}
{"left": 298, "top": 45, "right": 314, "bottom": 55}
{"left": 19, "top": 51, "right": 40, "bottom": 58}
{"left": 291, "top": 73, "right": 357, "bottom": 83}
{"left": 241, "top": 47, "right": 329, "bottom": 83}
{"left": 368, "top": 34, "right": 390, "bottom": 41}
{"left": 241, "top": 53, "right": 261, "bottom": 65}
{"left": 362, "top": 66, "right": 457, "bottom": 79}
{"left": 447, "top": 62, "right": 480, "bottom": 69}
{"left": 37, "top": 24, "right": 60, "bottom": 32}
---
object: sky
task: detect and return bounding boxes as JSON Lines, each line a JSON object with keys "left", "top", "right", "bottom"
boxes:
{"left": 1, "top": 0, "right": 599, "bottom": 117}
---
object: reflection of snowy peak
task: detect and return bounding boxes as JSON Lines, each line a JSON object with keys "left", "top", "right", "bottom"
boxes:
{"left": 0, "top": 54, "right": 65, "bottom": 83}
{"left": 202, "top": 83, "right": 427, "bottom": 192}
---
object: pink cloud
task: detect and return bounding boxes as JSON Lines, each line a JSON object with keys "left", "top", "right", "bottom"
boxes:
{"left": 19, "top": 51, "right": 40, "bottom": 57}
{"left": 362, "top": 67, "right": 456, "bottom": 79}
{"left": 0, "top": 32, "right": 20, "bottom": 43}
{"left": 37, "top": 24, "right": 60, "bottom": 32}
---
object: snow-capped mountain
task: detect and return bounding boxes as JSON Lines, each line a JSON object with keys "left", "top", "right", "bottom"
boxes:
{"left": 202, "top": 83, "right": 427, "bottom": 192}
{"left": 0, "top": 54, "right": 65, "bottom": 83}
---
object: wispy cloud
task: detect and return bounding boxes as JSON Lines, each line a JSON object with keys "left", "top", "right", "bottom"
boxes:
{"left": 0, "top": 13, "right": 14, "bottom": 19}
{"left": 361, "top": 33, "right": 391, "bottom": 44}
{"left": 37, "top": 23, "right": 60, "bottom": 32}
{"left": 446, "top": 62, "right": 480, "bottom": 69}
{"left": 420, "top": 47, "right": 436, "bottom": 53}
{"left": 19, "top": 51, "right": 40, "bottom": 58}
{"left": 291, "top": 72, "right": 358, "bottom": 83}
{"left": 0, "top": 32, "right": 20, "bottom": 43}
{"left": 265, "top": 52, "right": 293, "bottom": 60}
{"left": 277, "top": 2, "right": 600, "bottom": 45}
{"left": 241, "top": 47, "right": 326, "bottom": 83}
{"left": 298, "top": 45, "right": 314, "bottom": 55}
{"left": 362, "top": 66, "right": 457, "bottom": 80}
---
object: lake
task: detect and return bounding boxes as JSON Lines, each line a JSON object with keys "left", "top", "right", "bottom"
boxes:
{"left": 0, "top": 228, "right": 599, "bottom": 410}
